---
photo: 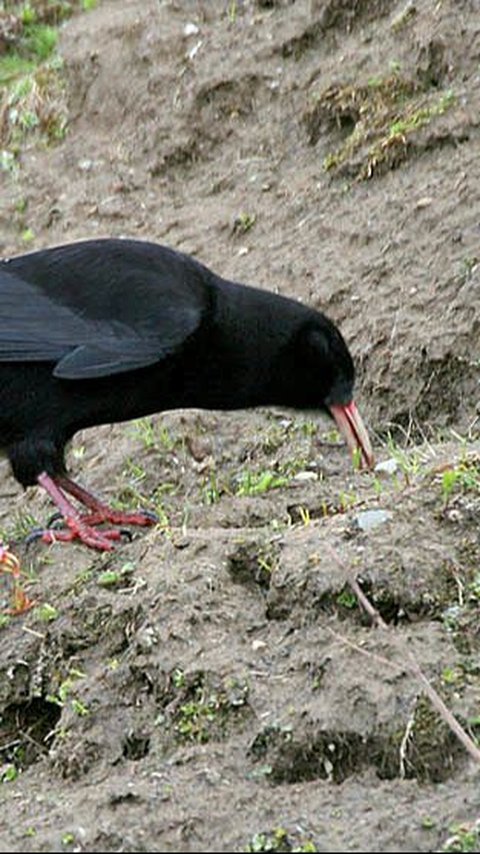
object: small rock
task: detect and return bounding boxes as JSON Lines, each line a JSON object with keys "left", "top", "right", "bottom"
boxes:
{"left": 293, "top": 471, "right": 318, "bottom": 483}
{"left": 252, "top": 639, "right": 267, "bottom": 652}
{"left": 78, "top": 159, "right": 94, "bottom": 172}
{"left": 416, "top": 196, "right": 433, "bottom": 209}
{"left": 184, "top": 22, "right": 200, "bottom": 37}
{"left": 136, "top": 624, "right": 159, "bottom": 651}
{"left": 374, "top": 458, "right": 399, "bottom": 476}
{"left": 186, "top": 435, "right": 212, "bottom": 462}
{"left": 354, "top": 509, "right": 393, "bottom": 532}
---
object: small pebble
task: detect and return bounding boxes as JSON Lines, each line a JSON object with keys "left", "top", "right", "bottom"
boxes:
{"left": 374, "top": 458, "right": 399, "bottom": 476}
{"left": 355, "top": 509, "right": 393, "bottom": 532}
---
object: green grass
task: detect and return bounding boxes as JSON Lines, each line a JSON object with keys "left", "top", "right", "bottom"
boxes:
{"left": 235, "top": 469, "right": 290, "bottom": 497}
{"left": 0, "top": 1, "right": 99, "bottom": 164}
{"left": 440, "top": 457, "right": 480, "bottom": 507}
{"left": 0, "top": 54, "right": 36, "bottom": 86}
{"left": 441, "top": 822, "right": 480, "bottom": 852}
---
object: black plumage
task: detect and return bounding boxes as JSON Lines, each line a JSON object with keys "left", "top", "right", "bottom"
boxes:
{"left": 0, "top": 238, "right": 373, "bottom": 550}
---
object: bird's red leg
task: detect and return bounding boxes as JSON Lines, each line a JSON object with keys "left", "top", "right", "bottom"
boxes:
{"left": 56, "top": 476, "right": 157, "bottom": 527}
{"left": 35, "top": 472, "right": 123, "bottom": 551}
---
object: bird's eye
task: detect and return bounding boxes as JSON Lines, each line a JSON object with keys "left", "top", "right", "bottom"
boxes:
{"left": 304, "top": 327, "right": 329, "bottom": 360}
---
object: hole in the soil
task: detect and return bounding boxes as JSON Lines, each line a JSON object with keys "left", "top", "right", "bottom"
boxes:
{"left": 249, "top": 726, "right": 366, "bottom": 784}
{"left": 299, "top": 582, "right": 409, "bottom": 626}
{"left": 337, "top": 112, "right": 357, "bottom": 137}
{"left": 357, "top": 580, "right": 436, "bottom": 626}
{"left": 249, "top": 697, "right": 469, "bottom": 786}
{"left": 371, "top": 697, "right": 467, "bottom": 783}
{"left": 0, "top": 697, "right": 62, "bottom": 768}
{"left": 122, "top": 730, "right": 151, "bottom": 761}
{"left": 227, "top": 541, "right": 276, "bottom": 591}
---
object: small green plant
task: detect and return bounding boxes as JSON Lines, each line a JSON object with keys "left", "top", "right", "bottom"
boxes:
{"left": 441, "top": 821, "right": 480, "bottom": 852}
{"left": 247, "top": 828, "right": 289, "bottom": 852}
{"left": 441, "top": 666, "right": 462, "bottom": 686}
{"left": 352, "top": 446, "right": 362, "bottom": 470}
{"left": 35, "top": 602, "right": 59, "bottom": 622}
{"left": 24, "top": 24, "right": 58, "bottom": 61}
{"left": 97, "top": 561, "right": 135, "bottom": 589}
{"left": 336, "top": 588, "right": 357, "bottom": 609}
{"left": 71, "top": 698, "right": 90, "bottom": 717}
{"left": 440, "top": 457, "right": 480, "bottom": 507}
{"left": 385, "top": 433, "right": 425, "bottom": 481}
{"left": 133, "top": 416, "right": 156, "bottom": 449}
{"left": 23, "top": 827, "right": 37, "bottom": 838}
{"left": 338, "top": 489, "right": 358, "bottom": 512}
{"left": 458, "top": 255, "right": 478, "bottom": 283}
{"left": 203, "top": 469, "right": 222, "bottom": 505}
{"left": 131, "top": 417, "right": 176, "bottom": 452}
{"left": 246, "top": 828, "right": 318, "bottom": 852}
{"left": 172, "top": 668, "right": 186, "bottom": 689}
{"left": 175, "top": 696, "right": 219, "bottom": 743}
{"left": 122, "top": 457, "right": 147, "bottom": 483}
{"left": 21, "top": 227, "right": 35, "bottom": 243}
{"left": 441, "top": 468, "right": 461, "bottom": 506}
{"left": 172, "top": 672, "right": 249, "bottom": 744}
{"left": 97, "top": 569, "right": 122, "bottom": 588}
{"left": 233, "top": 211, "right": 256, "bottom": 234}
{"left": 1, "top": 763, "right": 19, "bottom": 783}
{"left": 227, "top": 1, "right": 237, "bottom": 24}
{"left": 46, "top": 668, "right": 88, "bottom": 714}
{"left": 235, "top": 469, "right": 289, "bottom": 497}
{"left": 8, "top": 511, "right": 41, "bottom": 540}
{"left": 297, "top": 505, "right": 311, "bottom": 526}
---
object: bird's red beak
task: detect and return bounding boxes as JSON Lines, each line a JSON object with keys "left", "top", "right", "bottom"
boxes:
{"left": 329, "top": 401, "right": 374, "bottom": 469}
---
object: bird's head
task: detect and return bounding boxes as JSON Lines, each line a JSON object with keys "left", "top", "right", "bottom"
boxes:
{"left": 292, "top": 317, "right": 374, "bottom": 470}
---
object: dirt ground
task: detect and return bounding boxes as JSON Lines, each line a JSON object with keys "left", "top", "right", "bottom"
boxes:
{"left": 1, "top": 0, "right": 480, "bottom": 851}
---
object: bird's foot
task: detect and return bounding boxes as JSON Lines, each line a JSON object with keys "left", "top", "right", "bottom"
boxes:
{"left": 27, "top": 517, "right": 130, "bottom": 552}
{"left": 54, "top": 476, "right": 158, "bottom": 529}
{"left": 34, "top": 473, "right": 157, "bottom": 552}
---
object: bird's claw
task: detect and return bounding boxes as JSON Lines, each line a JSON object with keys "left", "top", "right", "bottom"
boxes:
{"left": 27, "top": 519, "right": 135, "bottom": 552}
{"left": 46, "top": 511, "right": 65, "bottom": 528}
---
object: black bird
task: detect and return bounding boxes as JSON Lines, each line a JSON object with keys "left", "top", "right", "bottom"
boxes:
{"left": 0, "top": 238, "right": 373, "bottom": 551}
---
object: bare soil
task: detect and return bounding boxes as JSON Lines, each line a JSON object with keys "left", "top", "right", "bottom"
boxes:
{"left": 1, "top": 1, "right": 480, "bottom": 851}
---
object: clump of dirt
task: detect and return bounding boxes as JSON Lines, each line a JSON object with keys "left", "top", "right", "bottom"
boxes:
{"left": 1, "top": 1, "right": 480, "bottom": 852}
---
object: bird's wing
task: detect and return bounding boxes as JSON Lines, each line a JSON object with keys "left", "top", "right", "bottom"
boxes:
{"left": 0, "top": 270, "right": 202, "bottom": 379}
